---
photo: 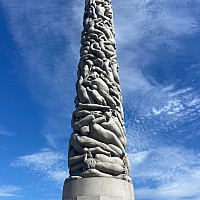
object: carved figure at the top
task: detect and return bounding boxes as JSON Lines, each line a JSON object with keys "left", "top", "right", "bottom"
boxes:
{"left": 68, "top": 0, "right": 132, "bottom": 183}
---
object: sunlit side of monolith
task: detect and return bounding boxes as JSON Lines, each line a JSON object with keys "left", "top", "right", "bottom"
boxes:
{"left": 63, "top": 0, "right": 135, "bottom": 199}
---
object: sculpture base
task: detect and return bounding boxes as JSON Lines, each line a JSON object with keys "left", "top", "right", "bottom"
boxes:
{"left": 62, "top": 177, "right": 135, "bottom": 200}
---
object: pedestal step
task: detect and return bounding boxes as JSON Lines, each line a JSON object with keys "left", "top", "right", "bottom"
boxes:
{"left": 62, "top": 177, "right": 135, "bottom": 200}
{"left": 65, "top": 196, "right": 133, "bottom": 200}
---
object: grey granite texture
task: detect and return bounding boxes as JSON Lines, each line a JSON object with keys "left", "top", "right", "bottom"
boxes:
{"left": 67, "top": 0, "right": 132, "bottom": 182}
{"left": 62, "top": 177, "right": 135, "bottom": 200}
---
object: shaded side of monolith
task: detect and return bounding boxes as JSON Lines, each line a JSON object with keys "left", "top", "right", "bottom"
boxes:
{"left": 63, "top": 0, "right": 135, "bottom": 199}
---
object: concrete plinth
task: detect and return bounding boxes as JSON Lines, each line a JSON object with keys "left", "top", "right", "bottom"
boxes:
{"left": 62, "top": 177, "right": 135, "bottom": 200}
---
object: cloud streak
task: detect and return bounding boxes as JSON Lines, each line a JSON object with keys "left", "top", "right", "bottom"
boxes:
{"left": 1, "top": 0, "right": 85, "bottom": 147}
{"left": 113, "top": 0, "right": 200, "bottom": 91}
{"left": 0, "top": 127, "right": 13, "bottom": 136}
{"left": 2, "top": 0, "right": 200, "bottom": 148}
{"left": 130, "top": 146, "right": 200, "bottom": 199}
{"left": 11, "top": 149, "right": 68, "bottom": 185}
{"left": 0, "top": 185, "right": 21, "bottom": 197}
{"left": 1, "top": 1, "right": 200, "bottom": 199}
{"left": 136, "top": 173, "right": 200, "bottom": 200}
{"left": 124, "top": 83, "right": 200, "bottom": 153}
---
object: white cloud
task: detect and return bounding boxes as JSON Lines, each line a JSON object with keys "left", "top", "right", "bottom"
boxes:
{"left": 130, "top": 146, "right": 200, "bottom": 183}
{"left": 0, "top": 127, "right": 13, "bottom": 136}
{"left": 44, "top": 134, "right": 58, "bottom": 149}
{"left": 1, "top": 0, "right": 83, "bottom": 147}
{"left": 124, "top": 84, "right": 200, "bottom": 153}
{"left": 135, "top": 172, "right": 200, "bottom": 200}
{"left": 151, "top": 86, "right": 200, "bottom": 117}
{"left": 0, "top": 185, "right": 21, "bottom": 197}
{"left": 129, "top": 151, "right": 149, "bottom": 165}
{"left": 130, "top": 146, "right": 200, "bottom": 199}
{"left": 1, "top": 1, "right": 199, "bottom": 200}
{"left": 119, "top": 64, "right": 153, "bottom": 92}
{"left": 113, "top": 0, "right": 200, "bottom": 49}
{"left": 48, "top": 170, "right": 68, "bottom": 183}
{"left": 11, "top": 149, "right": 68, "bottom": 185}
{"left": 2, "top": 0, "right": 200, "bottom": 150}
{"left": 112, "top": 0, "right": 200, "bottom": 92}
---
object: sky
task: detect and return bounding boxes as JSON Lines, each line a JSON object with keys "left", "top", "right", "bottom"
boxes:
{"left": 0, "top": 0, "right": 200, "bottom": 199}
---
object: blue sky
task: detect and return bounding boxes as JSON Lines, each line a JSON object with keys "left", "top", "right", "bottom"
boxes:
{"left": 0, "top": 0, "right": 200, "bottom": 199}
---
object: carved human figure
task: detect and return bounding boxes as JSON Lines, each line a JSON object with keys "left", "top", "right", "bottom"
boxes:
{"left": 68, "top": 0, "right": 132, "bottom": 183}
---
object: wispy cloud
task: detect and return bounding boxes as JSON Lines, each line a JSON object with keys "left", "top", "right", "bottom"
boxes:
{"left": 135, "top": 170, "right": 200, "bottom": 200}
{"left": 124, "top": 83, "right": 200, "bottom": 152}
{"left": 0, "top": 185, "right": 21, "bottom": 197}
{"left": 1, "top": 0, "right": 83, "bottom": 147}
{"left": 0, "top": 127, "right": 13, "bottom": 136}
{"left": 151, "top": 87, "right": 200, "bottom": 118}
{"left": 130, "top": 146, "right": 200, "bottom": 199}
{"left": 1, "top": 0, "right": 200, "bottom": 200}
{"left": 130, "top": 146, "right": 200, "bottom": 183}
{"left": 114, "top": 0, "right": 200, "bottom": 50}
{"left": 2, "top": 0, "right": 200, "bottom": 149}
{"left": 11, "top": 149, "right": 68, "bottom": 185}
{"left": 113, "top": 0, "right": 200, "bottom": 91}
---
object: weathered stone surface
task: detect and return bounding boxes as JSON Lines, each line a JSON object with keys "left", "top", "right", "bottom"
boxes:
{"left": 63, "top": 177, "right": 135, "bottom": 200}
{"left": 63, "top": 0, "right": 135, "bottom": 199}
{"left": 67, "top": 0, "right": 132, "bottom": 183}
{"left": 66, "top": 197, "right": 133, "bottom": 200}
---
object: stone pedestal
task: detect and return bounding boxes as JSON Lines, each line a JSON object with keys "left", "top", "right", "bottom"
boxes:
{"left": 62, "top": 177, "right": 135, "bottom": 200}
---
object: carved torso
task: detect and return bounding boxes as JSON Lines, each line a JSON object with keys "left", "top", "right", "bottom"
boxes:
{"left": 68, "top": 0, "right": 132, "bottom": 182}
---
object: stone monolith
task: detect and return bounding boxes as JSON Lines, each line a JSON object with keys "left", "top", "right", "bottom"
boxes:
{"left": 62, "top": 0, "right": 135, "bottom": 199}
